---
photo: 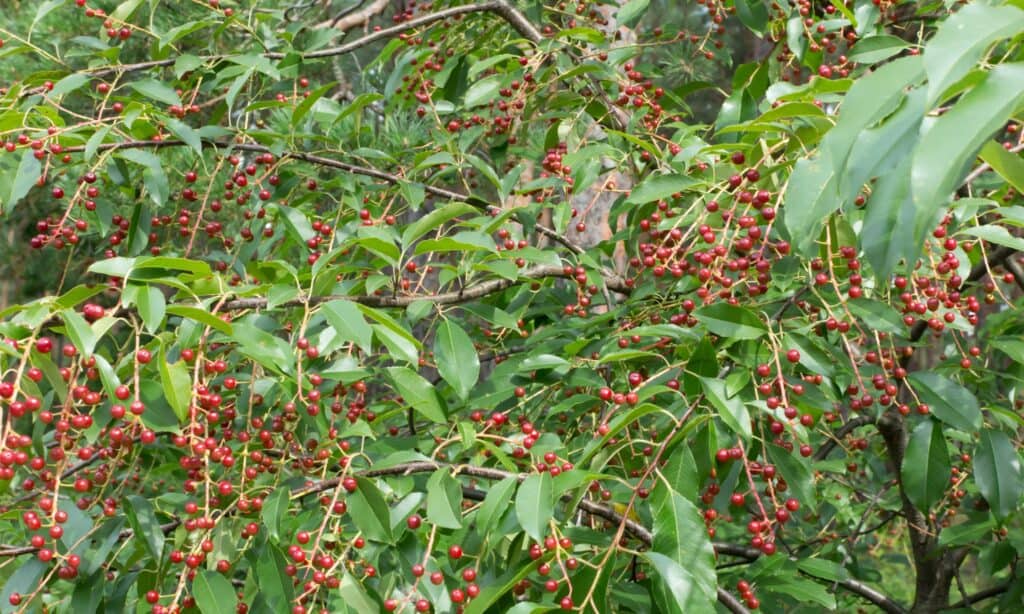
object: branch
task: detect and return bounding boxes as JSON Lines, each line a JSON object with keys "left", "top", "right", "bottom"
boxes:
{"left": 315, "top": 0, "right": 388, "bottom": 31}
{"left": 61, "top": 138, "right": 589, "bottom": 256}
{"left": 716, "top": 588, "right": 751, "bottom": 614}
{"left": 218, "top": 264, "right": 630, "bottom": 311}
{"left": 84, "top": 2, "right": 506, "bottom": 78}
{"left": 826, "top": 577, "right": 907, "bottom": 614}
{"left": 945, "top": 582, "right": 1012, "bottom": 609}
{"left": 813, "top": 415, "right": 876, "bottom": 461}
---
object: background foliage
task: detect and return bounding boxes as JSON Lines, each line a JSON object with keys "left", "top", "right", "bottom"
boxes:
{"left": 0, "top": 0, "right": 1023, "bottom": 613}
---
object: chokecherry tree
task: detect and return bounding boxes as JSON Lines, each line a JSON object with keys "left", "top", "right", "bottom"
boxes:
{"left": 0, "top": 0, "right": 1023, "bottom": 613}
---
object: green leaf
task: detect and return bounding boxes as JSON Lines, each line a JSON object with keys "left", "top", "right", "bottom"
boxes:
{"left": 625, "top": 175, "right": 696, "bottom": 204}
{"left": 939, "top": 517, "right": 995, "bottom": 546}
{"left": 119, "top": 149, "right": 170, "bottom": 207}
{"left": 617, "top": 0, "right": 650, "bottom": 27}
{"left": 643, "top": 551, "right": 713, "bottom": 614}
{"left": 401, "top": 202, "right": 479, "bottom": 246}
{"left": 979, "top": 140, "right": 1024, "bottom": 193}
{"left": 701, "top": 376, "right": 751, "bottom": 443}
{"left": 193, "top": 570, "right": 237, "bottom": 614}
{"left": 232, "top": 322, "right": 293, "bottom": 375}
{"left": 734, "top": 0, "right": 768, "bottom": 35}
{"left": 292, "top": 82, "right": 336, "bottom": 126}
{"left": 261, "top": 487, "right": 289, "bottom": 542}
{"left": 60, "top": 309, "right": 98, "bottom": 357}
{"left": 338, "top": 572, "right": 378, "bottom": 612}
{"left": 321, "top": 300, "right": 373, "bottom": 354}
{"left": 125, "top": 494, "right": 165, "bottom": 561}
{"left": 962, "top": 225, "right": 1024, "bottom": 252}
{"left": 463, "top": 559, "right": 548, "bottom": 614}
{"left": 515, "top": 472, "right": 553, "bottom": 541}
{"left": 346, "top": 477, "right": 393, "bottom": 543}
{"left": 860, "top": 156, "right": 917, "bottom": 279}
{"left": 166, "top": 118, "right": 202, "bottom": 156}
{"left": 415, "top": 231, "right": 497, "bottom": 255}
{"left": 426, "top": 470, "right": 464, "bottom": 529}
{"left": 136, "top": 285, "right": 166, "bottom": 334}
{"left": 975, "top": 430, "right": 1024, "bottom": 520}
{"left": 766, "top": 444, "right": 817, "bottom": 508}
{"left": 848, "top": 35, "right": 909, "bottom": 64}
{"left": 907, "top": 372, "right": 981, "bottom": 432}
{"left": 784, "top": 56, "right": 925, "bottom": 254}
{"left": 386, "top": 367, "right": 447, "bottom": 422}
{"left": 278, "top": 205, "right": 315, "bottom": 243}
{"left": 166, "top": 305, "right": 233, "bottom": 335}
{"left": 758, "top": 573, "right": 837, "bottom": 609}
{"left": 649, "top": 488, "right": 717, "bottom": 610}
{"left": 372, "top": 323, "right": 420, "bottom": 365}
{"left": 129, "top": 79, "right": 183, "bottom": 106}
{"left": 901, "top": 419, "right": 951, "bottom": 513}
{"left": 923, "top": 2, "right": 1024, "bottom": 105}
{"left": 476, "top": 476, "right": 517, "bottom": 535}
{"left": 1, "top": 559, "right": 46, "bottom": 611}
{"left": 783, "top": 333, "right": 834, "bottom": 378}
{"left": 50, "top": 73, "right": 90, "bottom": 97}
{"left": 465, "top": 76, "right": 501, "bottom": 107}
{"left": 3, "top": 148, "right": 42, "bottom": 212}
{"left": 694, "top": 302, "right": 767, "bottom": 339}
{"left": 159, "top": 350, "right": 191, "bottom": 423}
{"left": 912, "top": 63, "right": 1024, "bottom": 248}
{"left": 434, "top": 319, "right": 479, "bottom": 401}
{"left": 134, "top": 256, "right": 211, "bottom": 276}
{"left": 252, "top": 545, "right": 294, "bottom": 609}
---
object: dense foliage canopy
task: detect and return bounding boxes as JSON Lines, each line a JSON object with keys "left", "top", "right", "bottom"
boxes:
{"left": 0, "top": 0, "right": 1023, "bottom": 612}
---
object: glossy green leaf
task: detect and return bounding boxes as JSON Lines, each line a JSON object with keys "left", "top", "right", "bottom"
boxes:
{"left": 193, "top": 570, "right": 237, "bottom": 614}
{"left": 401, "top": 202, "right": 479, "bottom": 246}
{"left": 649, "top": 488, "right": 716, "bottom": 610}
{"left": 119, "top": 149, "right": 170, "bottom": 208}
{"left": 848, "top": 35, "right": 909, "bottom": 63}
{"left": 617, "top": 0, "right": 650, "bottom": 27}
{"left": 907, "top": 372, "right": 981, "bottom": 432}
{"left": 962, "top": 225, "right": 1024, "bottom": 252}
{"left": 125, "top": 495, "right": 166, "bottom": 561}
{"left": 426, "top": 469, "right": 464, "bottom": 529}
{"left": 975, "top": 430, "right": 1024, "bottom": 519}
{"left": 321, "top": 300, "right": 374, "bottom": 354}
{"left": 625, "top": 174, "right": 696, "bottom": 204}
{"left": 476, "top": 476, "right": 517, "bottom": 535}
{"left": 978, "top": 140, "right": 1024, "bottom": 193}
{"left": 346, "top": 477, "right": 394, "bottom": 543}
{"left": 2, "top": 149, "right": 41, "bottom": 212}
{"left": 701, "top": 376, "right": 751, "bottom": 442}
{"left": 159, "top": 351, "right": 191, "bottom": 423}
{"left": 767, "top": 444, "right": 817, "bottom": 508}
{"left": 434, "top": 319, "right": 479, "bottom": 401}
{"left": 129, "top": 79, "right": 182, "bottom": 106}
{"left": 734, "top": 0, "right": 768, "bottom": 35}
{"left": 516, "top": 472, "right": 553, "bottom": 541}
{"left": 166, "top": 305, "right": 233, "bottom": 335}
{"left": 386, "top": 367, "right": 447, "bottom": 422}
{"left": 465, "top": 76, "right": 501, "bottom": 108}
{"left": 923, "top": 3, "right": 1024, "bottom": 105}
{"left": 60, "top": 309, "right": 98, "bottom": 357}
{"left": 261, "top": 487, "right": 289, "bottom": 542}
{"left": 136, "top": 285, "right": 166, "bottom": 334}
{"left": 901, "top": 419, "right": 951, "bottom": 513}
{"left": 912, "top": 63, "right": 1024, "bottom": 247}
{"left": 373, "top": 324, "right": 420, "bottom": 365}
{"left": 694, "top": 302, "right": 766, "bottom": 340}
{"left": 644, "top": 551, "right": 712, "bottom": 614}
